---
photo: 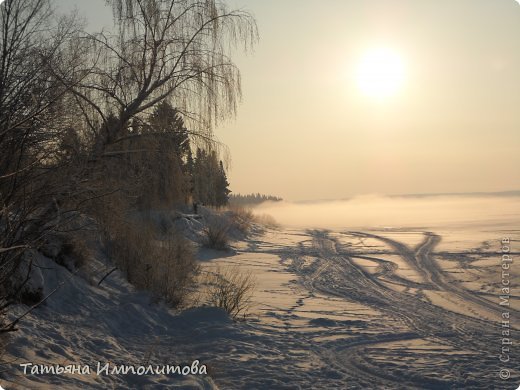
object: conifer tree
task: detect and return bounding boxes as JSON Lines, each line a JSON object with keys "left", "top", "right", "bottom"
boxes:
{"left": 216, "top": 161, "right": 231, "bottom": 207}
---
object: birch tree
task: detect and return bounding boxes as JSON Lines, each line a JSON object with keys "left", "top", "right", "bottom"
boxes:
{"left": 74, "top": 0, "right": 258, "bottom": 155}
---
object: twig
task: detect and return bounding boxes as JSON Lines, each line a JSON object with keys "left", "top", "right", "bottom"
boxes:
{"left": 0, "top": 282, "right": 64, "bottom": 333}
{"left": 97, "top": 267, "right": 118, "bottom": 286}
{"left": 0, "top": 245, "right": 28, "bottom": 254}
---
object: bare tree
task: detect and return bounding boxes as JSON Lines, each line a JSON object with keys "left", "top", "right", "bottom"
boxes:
{"left": 0, "top": 0, "right": 258, "bottom": 330}
{"left": 0, "top": 0, "right": 84, "bottom": 320}
{"left": 73, "top": 0, "right": 258, "bottom": 156}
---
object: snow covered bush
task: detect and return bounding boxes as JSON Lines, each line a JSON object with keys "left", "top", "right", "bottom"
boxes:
{"left": 203, "top": 221, "right": 230, "bottom": 250}
{"left": 103, "top": 222, "right": 198, "bottom": 307}
{"left": 255, "top": 213, "right": 280, "bottom": 229}
{"left": 204, "top": 266, "right": 255, "bottom": 319}
{"left": 227, "top": 205, "right": 279, "bottom": 234}
{"left": 227, "top": 206, "right": 255, "bottom": 235}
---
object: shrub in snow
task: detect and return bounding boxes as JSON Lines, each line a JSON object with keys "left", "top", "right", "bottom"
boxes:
{"left": 227, "top": 206, "right": 255, "bottom": 235}
{"left": 103, "top": 222, "right": 198, "bottom": 308}
{"left": 203, "top": 266, "right": 255, "bottom": 320}
{"left": 10, "top": 250, "right": 45, "bottom": 305}
{"left": 203, "top": 220, "right": 230, "bottom": 250}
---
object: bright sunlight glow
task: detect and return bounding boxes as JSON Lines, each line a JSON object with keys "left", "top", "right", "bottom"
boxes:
{"left": 356, "top": 48, "right": 405, "bottom": 99}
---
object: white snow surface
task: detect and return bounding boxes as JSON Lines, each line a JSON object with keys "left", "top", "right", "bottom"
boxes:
{"left": 2, "top": 250, "right": 223, "bottom": 389}
{"left": 1, "top": 218, "right": 518, "bottom": 389}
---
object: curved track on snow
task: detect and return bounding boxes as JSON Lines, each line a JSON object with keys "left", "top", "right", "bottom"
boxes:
{"left": 282, "top": 230, "right": 513, "bottom": 389}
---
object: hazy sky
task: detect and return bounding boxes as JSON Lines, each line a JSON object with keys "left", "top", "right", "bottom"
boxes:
{"left": 60, "top": 0, "right": 520, "bottom": 201}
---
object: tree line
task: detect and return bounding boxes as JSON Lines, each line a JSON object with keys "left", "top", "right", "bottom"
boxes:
{"left": 229, "top": 193, "right": 283, "bottom": 206}
{"left": 0, "top": 0, "right": 257, "bottom": 329}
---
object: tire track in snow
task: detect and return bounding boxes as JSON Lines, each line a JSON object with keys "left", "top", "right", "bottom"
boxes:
{"left": 291, "top": 230, "right": 506, "bottom": 388}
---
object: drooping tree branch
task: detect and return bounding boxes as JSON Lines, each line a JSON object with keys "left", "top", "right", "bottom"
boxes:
{"left": 73, "top": 0, "right": 257, "bottom": 153}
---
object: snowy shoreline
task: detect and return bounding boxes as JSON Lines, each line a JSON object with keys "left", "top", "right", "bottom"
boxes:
{"left": 2, "top": 223, "right": 519, "bottom": 389}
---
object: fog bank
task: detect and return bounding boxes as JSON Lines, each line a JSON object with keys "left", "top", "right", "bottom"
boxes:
{"left": 254, "top": 194, "right": 520, "bottom": 230}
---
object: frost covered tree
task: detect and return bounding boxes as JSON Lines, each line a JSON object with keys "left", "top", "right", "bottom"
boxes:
{"left": 0, "top": 0, "right": 84, "bottom": 324}
{"left": 71, "top": 0, "right": 258, "bottom": 157}
{"left": 1, "top": 0, "right": 257, "bottom": 328}
{"left": 63, "top": 0, "right": 256, "bottom": 209}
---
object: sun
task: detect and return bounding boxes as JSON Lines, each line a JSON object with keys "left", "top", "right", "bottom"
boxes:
{"left": 356, "top": 48, "right": 405, "bottom": 99}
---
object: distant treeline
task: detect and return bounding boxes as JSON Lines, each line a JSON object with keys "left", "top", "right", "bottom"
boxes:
{"left": 229, "top": 193, "right": 283, "bottom": 206}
